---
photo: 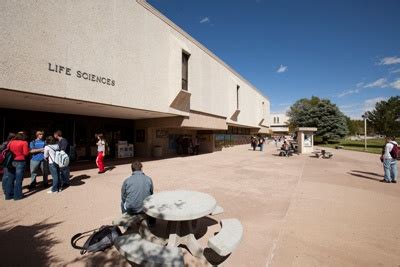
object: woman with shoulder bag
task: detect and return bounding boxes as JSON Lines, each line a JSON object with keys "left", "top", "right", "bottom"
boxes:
{"left": 4, "top": 132, "right": 29, "bottom": 200}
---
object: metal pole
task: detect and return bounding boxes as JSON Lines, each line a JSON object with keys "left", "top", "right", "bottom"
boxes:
{"left": 364, "top": 118, "right": 367, "bottom": 151}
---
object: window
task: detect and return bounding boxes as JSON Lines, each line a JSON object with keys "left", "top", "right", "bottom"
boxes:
{"left": 274, "top": 117, "right": 276, "bottom": 124}
{"left": 277, "top": 117, "right": 280, "bottom": 124}
{"left": 262, "top": 102, "right": 265, "bottom": 117}
{"left": 236, "top": 85, "right": 240, "bottom": 110}
{"left": 182, "top": 51, "right": 190, "bottom": 90}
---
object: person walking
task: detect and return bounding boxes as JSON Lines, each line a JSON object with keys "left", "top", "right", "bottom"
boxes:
{"left": 44, "top": 136, "right": 61, "bottom": 193}
{"left": 54, "top": 130, "right": 70, "bottom": 189}
{"left": 4, "top": 132, "right": 29, "bottom": 200}
{"left": 95, "top": 134, "right": 106, "bottom": 174}
{"left": 380, "top": 136, "right": 398, "bottom": 183}
{"left": 258, "top": 136, "right": 265, "bottom": 151}
{"left": 251, "top": 136, "right": 258, "bottom": 151}
{"left": 28, "top": 131, "right": 49, "bottom": 190}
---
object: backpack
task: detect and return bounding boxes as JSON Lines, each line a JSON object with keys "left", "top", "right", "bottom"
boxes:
{"left": 0, "top": 143, "right": 14, "bottom": 168}
{"left": 55, "top": 150, "right": 70, "bottom": 168}
{"left": 390, "top": 142, "right": 399, "bottom": 159}
{"left": 49, "top": 146, "right": 70, "bottom": 168}
{"left": 71, "top": 225, "right": 122, "bottom": 255}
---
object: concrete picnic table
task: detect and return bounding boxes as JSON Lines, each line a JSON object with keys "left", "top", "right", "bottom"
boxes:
{"left": 142, "top": 190, "right": 217, "bottom": 258}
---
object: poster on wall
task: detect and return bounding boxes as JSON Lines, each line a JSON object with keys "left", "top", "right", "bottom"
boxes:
{"left": 304, "top": 134, "right": 312, "bottom": 147}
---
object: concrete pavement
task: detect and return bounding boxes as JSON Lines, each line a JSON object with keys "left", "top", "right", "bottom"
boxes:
{"left": 0, "top": 142, "right": 399, "bottom": 266}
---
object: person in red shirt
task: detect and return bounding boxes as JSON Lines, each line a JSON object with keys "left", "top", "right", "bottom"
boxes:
{"left": 4, "top": 132, "right": 29, "bottom": 200}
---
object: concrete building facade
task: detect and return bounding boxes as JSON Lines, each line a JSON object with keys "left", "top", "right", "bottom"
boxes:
{"left": 0, "top": 0, "right": 270, "bottom": 158}
{"left": 270, "top": 113, "right": 289, "bottom": 135}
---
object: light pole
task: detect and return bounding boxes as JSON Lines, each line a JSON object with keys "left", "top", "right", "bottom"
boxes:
{"left": 362, "top": 114, "right": 368, "bottom": 151}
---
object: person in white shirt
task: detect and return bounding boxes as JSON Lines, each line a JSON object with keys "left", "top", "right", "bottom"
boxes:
{"left": 380, "top": 136, "right": 398, "bottom": 183}
{"left": 95, "top": 134, "right": 106, "bottom": 174}
{"left": 44, "top": 136, "right": 61, "bottom": 193}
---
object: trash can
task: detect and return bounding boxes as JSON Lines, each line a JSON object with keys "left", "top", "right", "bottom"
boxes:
{"left": 152, "top": 145, "right": 163, "bottom": 157}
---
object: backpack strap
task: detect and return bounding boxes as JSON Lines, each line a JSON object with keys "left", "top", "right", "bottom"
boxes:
{"left": 71, "top": 228, "right": 98, "bottom": 255}
{"left": 47, "top": 145, "right": 59, "bottom": 163}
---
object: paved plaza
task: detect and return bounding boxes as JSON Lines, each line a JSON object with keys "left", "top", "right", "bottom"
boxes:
{"left": 1, "top": 143, "right": 399, "bottom": 266}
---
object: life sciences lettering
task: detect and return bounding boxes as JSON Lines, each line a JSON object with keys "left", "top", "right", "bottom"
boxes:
{"left": 48, "top": 63, "right": 115, "bottom": 86}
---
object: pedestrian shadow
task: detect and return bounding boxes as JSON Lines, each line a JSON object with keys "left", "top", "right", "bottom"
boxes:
{"left": 70, "top": 174, "right": 91, "bottom": 186}
{"left": 348, "top": 171, "right": 381, "bottom": 182}
{"left": 23, "top": 182, "right": 49, "bottom": 197}
{"left": 105, "top": 166, "right": 116, "bottom": 172}
{"left": 351, "top": 170, "right": 382, "bottom": 177}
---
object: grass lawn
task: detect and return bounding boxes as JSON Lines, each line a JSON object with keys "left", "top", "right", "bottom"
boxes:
{"left": 319, "top": 138, "right": 385, "bottom": 154}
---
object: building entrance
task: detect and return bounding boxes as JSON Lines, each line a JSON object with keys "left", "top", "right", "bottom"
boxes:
{"left": 0, "top": 109, "right": 135, "bottom": 160}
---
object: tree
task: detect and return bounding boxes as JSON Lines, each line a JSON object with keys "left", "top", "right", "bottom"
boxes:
{"left": 346, "top": 118, "right": 366, "bottom": 135}
{"left": 287, "top": 96, "right": 349, "bottom": 140}
{"left": 365, "top": 96, "right": 400, "bottom": 137}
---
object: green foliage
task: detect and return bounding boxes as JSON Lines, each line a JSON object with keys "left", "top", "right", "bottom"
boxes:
{"left": 365, "top": 96, "right": 400, "bottom": 137}
{"left": 287, "top": 96, "right": 349, "bottom": 139}
{"left": 346, "top": 118, "right": 365, "bottom": 135}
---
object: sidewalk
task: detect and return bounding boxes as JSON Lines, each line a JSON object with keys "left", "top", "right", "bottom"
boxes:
{"left": 0, "top": 143, "right": 399, "bottom": 266}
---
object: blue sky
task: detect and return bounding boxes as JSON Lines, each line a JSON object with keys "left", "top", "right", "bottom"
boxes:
{"left": 148, "top": 0, "right": 400, "bottom": 119}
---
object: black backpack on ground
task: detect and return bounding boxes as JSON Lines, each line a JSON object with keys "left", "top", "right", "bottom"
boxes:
{"left": 71, "top": 225, "right": 122, "bottom": 255}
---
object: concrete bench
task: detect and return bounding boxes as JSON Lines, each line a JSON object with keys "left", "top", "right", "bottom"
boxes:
{"left": 312, "top": 151, "right": 322, "bottom": 158}
{"left": 112, "top": 213, "right": 146, "bottom": 227}
{"left": 322, "top": 152, "right": 333, "bottom": 159}
{"left": 210, "top": 205, "right": 224, "bottom": 216}
{"left": 115, "top": 233, "right": 184, "bottom": 267}
{"left": 208, "top": 218, "right": 243, "bottom": 257}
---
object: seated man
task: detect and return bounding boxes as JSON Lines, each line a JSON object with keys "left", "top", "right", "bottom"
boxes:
{"left": 121, "top": 161, "right": 155, "bottom": 225}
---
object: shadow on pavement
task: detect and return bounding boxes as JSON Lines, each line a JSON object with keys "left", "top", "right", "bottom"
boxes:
{"left": 348, "top": 171, "right": 382, "bottom": 182}
{"left": 0, "top": 219, "right": 62, "bottom": 266}
{"left": 351, "top": 170, "right": 382, "bottom": 177}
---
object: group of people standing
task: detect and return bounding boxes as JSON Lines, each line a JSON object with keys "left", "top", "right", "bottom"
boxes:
{"left": 1, "top": 130, "right": 71, "bottom": 200}
{"left": 251, "top": 136, "right": 265, "bottom": 151}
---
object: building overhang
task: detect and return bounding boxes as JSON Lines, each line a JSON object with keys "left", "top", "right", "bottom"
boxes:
{"left": 0, "top": 88, "right": 176, "bottom": 120}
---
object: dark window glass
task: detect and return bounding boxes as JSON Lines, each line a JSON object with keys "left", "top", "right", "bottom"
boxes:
{"left": 236, "top": 85, "right": 240, "bottom": 109}
{"left": 182, "top": 52, "right": 190, "bottom": 90}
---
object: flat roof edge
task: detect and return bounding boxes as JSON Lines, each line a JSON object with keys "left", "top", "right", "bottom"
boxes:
{"left": 137, "top": 0, "right": 269, "bottom": 101}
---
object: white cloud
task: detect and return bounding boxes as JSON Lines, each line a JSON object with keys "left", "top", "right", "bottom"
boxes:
{"left": 363, "top": 78, "right": 388, "bottom": 88}
{"left": 340, "top": 97, "right": 388, "bottom": 119}
{"left": 356, "top": 82, "right": 364, "bottom": 88}
{"left": 199, "top": 17, "right": 210, "bottom": 24}
{"left": 364, "top": 97, "right": 388, "bottom": 111}
{"left": 276, "top": 64, "right": 288, "bottom": 73}
{"left": 337, "top": 88, "right": 360, "bottom": 97}
{"left": 378, "top": 56, "right": 400, "bottom": 65}
{"left": 390, "top": 69, "right": 400, "bottom": 74}
{"left": 391, "top": 79, "right": 400, "bottom": 90}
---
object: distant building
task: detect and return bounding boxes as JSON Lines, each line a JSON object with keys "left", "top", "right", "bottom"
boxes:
{"left": 270, "top": 114, "right": 289, "bottom": 135}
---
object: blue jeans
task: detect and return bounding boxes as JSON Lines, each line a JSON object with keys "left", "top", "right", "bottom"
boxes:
{"left": 60, "top": 166, "right": 70, "bottom": 186}
{"left": 4, "top": 161, "right": 26, "bottom": 200}
{"left": 30, "top": 159, "right": 49, "bottom": 185}
{"left": 383, "top": 159, "right": 398, "bottom": 182}
{"left": 49, "top": 163, "right": 60, "bottom": 192}
{"left": 259, "top": 144, "right": 264, "bottom": 151}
